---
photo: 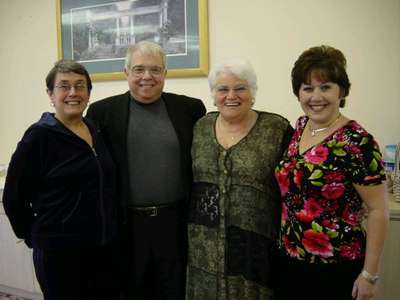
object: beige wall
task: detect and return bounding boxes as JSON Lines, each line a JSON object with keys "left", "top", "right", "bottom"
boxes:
{"left": 1, "top": 0, "right": 399, "bottom": 163}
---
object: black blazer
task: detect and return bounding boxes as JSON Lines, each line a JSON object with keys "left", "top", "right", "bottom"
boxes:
{"left": 86, "top": 91, "right": 206, "bottom": 218}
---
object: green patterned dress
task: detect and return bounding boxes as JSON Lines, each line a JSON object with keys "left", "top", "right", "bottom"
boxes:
{"left": 187, "top": 111, "right": 292, "bottom": 300}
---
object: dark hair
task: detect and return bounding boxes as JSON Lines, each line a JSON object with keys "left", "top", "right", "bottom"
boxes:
{"left": 291, "top": 45, "right": 351, "bottom": 108}
{"left": 46, "top": 59, "right": 92, "bottom": 93}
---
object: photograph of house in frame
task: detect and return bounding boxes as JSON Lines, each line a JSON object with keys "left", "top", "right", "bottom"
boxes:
{"left": 56, "top": 0, "right": 209, "bottom": 80}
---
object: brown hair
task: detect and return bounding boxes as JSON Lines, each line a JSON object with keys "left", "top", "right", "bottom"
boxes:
{"left": 291, "top": 45, "right": 350, "bottom": 107}
{"left": 46, "top": 59, "right": 92, "bottom": 93}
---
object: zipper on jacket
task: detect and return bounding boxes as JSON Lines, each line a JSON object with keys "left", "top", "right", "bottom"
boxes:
{"left": 91, "top": 146, "right": 107, "bottom": 245}
{"left": 92, "top": 146, "right": 98, "bottom": 157}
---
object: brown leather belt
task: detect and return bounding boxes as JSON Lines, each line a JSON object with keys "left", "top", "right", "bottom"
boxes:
{"left": 129, "top": 203, "right": 177, "bottom": 217}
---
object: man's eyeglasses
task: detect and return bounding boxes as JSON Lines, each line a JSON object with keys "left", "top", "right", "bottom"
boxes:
{"left": 54, "top": 84, "right": 87, "bottom": 93}
{"left": 130, "top": 65, "right": 164, "bottom": 77}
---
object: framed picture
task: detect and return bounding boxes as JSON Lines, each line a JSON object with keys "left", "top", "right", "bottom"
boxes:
{"left": 56, "top": 0, "right": 209, "bottom": 80}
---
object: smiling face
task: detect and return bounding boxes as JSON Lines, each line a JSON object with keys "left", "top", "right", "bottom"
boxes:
{"left": 298, "top": 75, "right": 342, "bottom": 126}
{"left": 47, "top": 72, "right": 89, "bottom": 121}
{"left": 214, "top": 72, "right": 253, "bottom": 122}
{"left": 124, "top": 51, "right": 166, "bottom": 103}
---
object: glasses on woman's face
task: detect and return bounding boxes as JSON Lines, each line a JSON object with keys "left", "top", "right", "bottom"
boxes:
{"left": 130, "top": 65, "right": 164, "bottom": 77}
{"left": 54, "top": 83, "right": 87, "bottom": 93}
{"left": 215, "top": 85, "right": 250, "bottom": 96}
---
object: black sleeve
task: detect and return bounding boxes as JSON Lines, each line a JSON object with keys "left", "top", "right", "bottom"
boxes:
{"left": 3, "top": 129, "right": 41, "bottom": 247}
{"left": 192, "top": 98, "right": 207, "bottom": 123}
{"left": 86, "top": 103, "right": 101, "bottom": 126}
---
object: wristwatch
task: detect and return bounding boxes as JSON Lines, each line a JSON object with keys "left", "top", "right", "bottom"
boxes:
{"left": 361, "top": 269, "right": 379, "bottom": 284}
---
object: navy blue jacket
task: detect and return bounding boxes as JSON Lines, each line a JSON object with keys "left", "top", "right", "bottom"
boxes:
{"left": 3, "top": 113, "right": 116, "bottom": 250}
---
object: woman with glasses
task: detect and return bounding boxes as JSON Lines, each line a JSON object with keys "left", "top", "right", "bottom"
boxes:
{"left": 186, "top": 59, "right": 293, "bottom": 299}
{"left": 3, "top": 60, "right": 118, "bottom": 300}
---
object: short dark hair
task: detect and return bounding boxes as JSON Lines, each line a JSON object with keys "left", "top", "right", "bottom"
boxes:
{"left": 46, "top": 59, "right": 92, "bottom": 93}
{"left": 291, "top": 45, "right": 351, "bottom": 108}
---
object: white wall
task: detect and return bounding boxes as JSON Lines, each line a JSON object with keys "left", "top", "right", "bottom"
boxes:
{"left": 1, "top": 0, "right": 399, "bottom": 163}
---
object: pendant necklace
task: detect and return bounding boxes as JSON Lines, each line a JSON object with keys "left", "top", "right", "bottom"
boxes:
{"left": 217, "top": 112, "right": 256, "bottom": 142}
{"left": 309, "top": 114, "right": 341, "bottom": 137}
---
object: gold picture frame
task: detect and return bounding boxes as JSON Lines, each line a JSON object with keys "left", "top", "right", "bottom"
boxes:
{"left": 56, "top": 0, "right": 209, "bottom": 81}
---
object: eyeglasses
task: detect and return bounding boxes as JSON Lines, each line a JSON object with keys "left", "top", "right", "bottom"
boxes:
{"left": 130, "top": 65, "right": 164, "bottom": 77}
{"left": 215, "top": 85, "right": 250, "bottom": 95}
{"left": 54, "top": 84, "right": 87, "bottom": 93}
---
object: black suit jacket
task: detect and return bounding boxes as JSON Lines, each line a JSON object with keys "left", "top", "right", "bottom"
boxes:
{"left": 86, "top": 91, "right": 206, "bottom": 220}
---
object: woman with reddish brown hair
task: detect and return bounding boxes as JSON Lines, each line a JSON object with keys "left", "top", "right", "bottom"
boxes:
{"left": 274, "top": 45, "right": 388, "bottom": 300}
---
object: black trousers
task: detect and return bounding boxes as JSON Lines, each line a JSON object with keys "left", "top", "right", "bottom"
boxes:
{"left": 33, "top": 244, "right": 120, "bottom": 300}
{"left": 275, "top": 251, "right": 363, "bottom": 300}
{"left": 124, "top": 205, "right": 187, "bottom": 300}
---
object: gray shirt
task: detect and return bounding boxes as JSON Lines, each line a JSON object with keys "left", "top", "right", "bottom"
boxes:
{"left": 127, "top": 97, "right": 184, "bottom": 206}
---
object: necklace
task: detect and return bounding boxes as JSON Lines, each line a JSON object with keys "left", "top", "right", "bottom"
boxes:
{"left": 217, "top": 117, "right": 246, "bottom": 141}
{"left": 217, "top": 112, "right": 257, "bottom": 143}
{"left": 309, "top": 114, "right": 341, "bottom": 137}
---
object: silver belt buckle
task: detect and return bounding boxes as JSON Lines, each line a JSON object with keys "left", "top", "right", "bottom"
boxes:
{"left": 149, "top": 206, "right": 158, "bottom": 216}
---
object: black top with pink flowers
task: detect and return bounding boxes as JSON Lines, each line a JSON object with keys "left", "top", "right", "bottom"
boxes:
{"left": 275, "top": 116, "right": 385, "bottom": 264}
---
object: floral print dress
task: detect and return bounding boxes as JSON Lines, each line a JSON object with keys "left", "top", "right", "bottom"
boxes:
{"left": 275, "top": 116, "right": 385, "bottom": 263}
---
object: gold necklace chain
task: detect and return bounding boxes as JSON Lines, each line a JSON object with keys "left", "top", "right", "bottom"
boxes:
{"left": 217, "top": 112, "right": 256, "bottom": 141}
{"left": 217, "top": 117, "right": 244, "bottom": 140}
{"left": 309, "top": 113, "right": 342, "bottom": 137}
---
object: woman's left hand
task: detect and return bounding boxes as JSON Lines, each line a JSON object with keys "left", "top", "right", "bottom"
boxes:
{"left": 352, "top": 274, "right": 377, "bottom": 300}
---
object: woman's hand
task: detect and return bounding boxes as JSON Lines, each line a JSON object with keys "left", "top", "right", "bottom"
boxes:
{"left": 352, "top": 183, "right": 388, "bottom": 300}
{"left": 352, "top": 273, "right": 377, "bottom": 300}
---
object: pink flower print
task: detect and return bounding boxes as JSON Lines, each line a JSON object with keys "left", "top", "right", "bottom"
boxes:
{"left": 304, "top": 145, "right": 329, "bottom": 164}
{"left": 287, "top": 140, "right": 298, "bottom": 157}
{"left": 296, "top": 198, "right": 323, "bottom": 223}
{"left": 349, "top": 121, "right": 366, "bottom": 135}
{"left": 304, "top": 198, "right": 324, "bottom": 218}
{"left": 324, "top": 171, "right": 345, "bottom": 183}
{"left": 345, "top": 143, "right": 361, "bottom": 155}
{"left": 287, "top": 129, "right": 301, "bottom": 157}
{"left": 296, "top": 209, "right": 314, "bottom": 223}
{"left": 339, "top": 240, "right": 362, "bottom": 260}
{"left": 364, "top": 174, "right": 382, "bottom": 182}
{"left": 302, "top": 229, "right": 334, "bottom": 258}
{"left": 292, "top": 194, "right": 302, "bottom": 205}
{"left": 283, "top": 160, "right": 297, "bottom": 172}
{"left": 342, "top": 205, "right": 361, "bottom": 226}
{"left": 281, "top": 203, "right": 288, "bottom": 221}
{"left": 275, "top": 169, "right": 290, "bottom": 196}
{"left": 333, "top": 130, "right": 346, "bottom": 142}
{"left": 321, "top": 219, "right": 339, "bottom": 231}
{"left": 293, "top": 169, "right": 304, "bottom": 188}
{"left": 283, "top": 235, "right": 299, "bottom": 258}
{"left": 321, "top": 182, "right": 345, "bottom": 200}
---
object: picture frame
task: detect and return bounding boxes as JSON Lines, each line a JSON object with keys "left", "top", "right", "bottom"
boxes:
{"left": 56, "top": 0, "right": 209, "bottom": 81}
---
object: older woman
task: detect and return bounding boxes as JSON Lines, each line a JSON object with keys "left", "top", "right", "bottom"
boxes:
{"left": 3, "top": 60, "right": 118, "bottom": 300}
{"left": 186, "top": 59, "right": 293, "bottom": 299}
{"left": 274, "top": 46, "right": 388, "bottom": 300}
